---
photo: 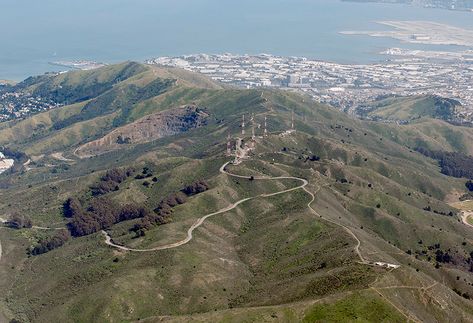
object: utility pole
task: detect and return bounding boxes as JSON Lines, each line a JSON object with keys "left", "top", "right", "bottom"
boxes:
{"left": 291, "top": 109, "right": 294, "bottom": 130}
{"left": 241, "top": 114, "right": 245, "bottom": 136}
{"left": 251, "top": 113, "right": 255, "bottom": 140}
{"left": 264, "top": 115, "right": 267, "bottom": 137}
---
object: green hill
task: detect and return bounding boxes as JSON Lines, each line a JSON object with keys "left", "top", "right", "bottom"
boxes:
{"left": 0, "top": 63, "right": 223, "bottom": 155}
{"left": 1, "top": 63, "right": 473, "bottom": 322}
{"left": 358, "top": 95, "right": 463, "bottom": 123}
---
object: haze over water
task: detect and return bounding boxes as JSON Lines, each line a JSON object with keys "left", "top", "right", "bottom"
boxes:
{"left": 1, "top": 0, "right": 473, "bottom": 80}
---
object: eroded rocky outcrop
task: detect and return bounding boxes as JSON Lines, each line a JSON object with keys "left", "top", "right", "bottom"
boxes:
{"left": 75, "top": 105, "right": 208, "bottom": 157}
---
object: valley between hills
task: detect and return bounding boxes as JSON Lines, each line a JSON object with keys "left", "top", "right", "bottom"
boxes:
{"left": 0, "top": 62, "right": 473, "bottom": 322}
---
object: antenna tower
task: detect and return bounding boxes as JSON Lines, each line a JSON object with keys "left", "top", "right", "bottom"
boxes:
{"left": 264, "top": 115, "right": 268, "bottom": 137}
{"left": 291, "top": 109, "right": 294, "bottom": 130}
{"left": 226, "top": 132, "right": 232, "bottom": 156}
{"left": 251, "top": 113, "right": 255, "bottom": 140}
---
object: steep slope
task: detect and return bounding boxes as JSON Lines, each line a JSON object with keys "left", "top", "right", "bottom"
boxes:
{"left": 0, "top": 65, "right": 473, "bottom": 322}
{"left": 75, "top": 105, "right": 209, "bottom": 157}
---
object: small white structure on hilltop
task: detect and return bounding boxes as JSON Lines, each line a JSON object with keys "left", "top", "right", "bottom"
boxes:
{"left": 0, "top": 152, "right": 14, "bottom": 174}
{"left": 374, "top": 262, "right": 401, "bottom": 269}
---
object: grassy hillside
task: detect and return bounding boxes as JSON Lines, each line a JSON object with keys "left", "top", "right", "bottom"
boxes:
{"left": 358, "top": 95, "right": 462, "bottom": 122}
{"left": 1, "top": 64, "right": 473, "bottom": 322}
{"left": 0, "top": 65, "right": 225, "bottom": 156}
{"left": 15, "top": 62, "right": 148, "bottom": 101}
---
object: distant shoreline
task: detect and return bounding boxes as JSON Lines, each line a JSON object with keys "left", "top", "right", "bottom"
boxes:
{"left": 341, "top": 20, "right": 473, "bottom": 47}
{"left": 48, "top": 60, "right": 107, "bottom": 71}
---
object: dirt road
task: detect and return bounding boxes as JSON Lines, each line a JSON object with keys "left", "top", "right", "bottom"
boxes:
{"left": 103, "top": 162, "right": 309, "bottom": 251}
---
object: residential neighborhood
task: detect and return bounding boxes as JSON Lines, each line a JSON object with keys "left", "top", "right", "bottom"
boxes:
{"left": 0, "top": 85, "right": 63, "bottom": 121}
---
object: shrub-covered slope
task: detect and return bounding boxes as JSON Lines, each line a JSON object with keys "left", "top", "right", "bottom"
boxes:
{"left": 0, "top": 64, "right": 473, "bottom": 322}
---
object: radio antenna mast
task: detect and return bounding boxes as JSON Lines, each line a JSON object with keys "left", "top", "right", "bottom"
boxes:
{"left": 291, "top": 109, "right": 294, "bottom": 130}
{"left": 264, "top": 115, "right": 267, "bottom": 137}
{"left": 251, "top": 113, "right": 255, "bottom": 140}
{"left": 226, "top": 132, "right": 232, "bottom": 156}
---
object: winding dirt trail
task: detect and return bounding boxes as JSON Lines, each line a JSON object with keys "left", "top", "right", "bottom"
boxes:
{"left": 461, "top": 211, "right": 473, "bottom": 229}
{"left": 0, "top": 216, "right": 63, "bottom": 264}
{"left": 103, "top": 162, "right": 309, "bottom": 252}
{"left": 32, "top": 226, "right": 64, "bottom": 230}
{"left": 0, "top": 156, "right": 390, "bottom": 270}
{"left": 102, "top": 159, "right": 385, "bottom": 269}
{"left": 51, "top": 152, "right": 75, "bottom": 163}
{"left": 300, "top": 182, "right": 367, "bottom": 264}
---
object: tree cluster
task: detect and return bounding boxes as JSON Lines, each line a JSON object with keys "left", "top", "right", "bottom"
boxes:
{"left": 67, "top": 197, "right": 151, "bottom": 237}
{"left": 102, "top": 167, "right": 134, "bottom": 183}
{"left": 63, "top": 197, "right": 82, "bottom": 218}
{"left": 131, "top": 208, "right": 169, "bottom": 235}
{"left": 116, "top": 135, "right": 131, "bottom": 144}
{"left": 134, "top": 167, "right": 154, "bottom": 180}
{"left": 466, "top": 180, "right": 473, "bottom": 192}
{"left": 7, "top": 213, "right": 32, "bottom": 229}
{"left": 422, "top": 206, "right": 454, "bottom": 217}
{"left": 65, "top": 175, "right": 209, "bottom": 239}
{"left": 90, "top": 167, "right": 134, "bottom": 196}
{"left": 181, "top": 180, "right": 209, "bottom": 196}
{"left": 435, "top": 249, "right": 452, "bottom": 264}
{"left": 407, "top": 242, "right": 473, "bottom": 273}
{"left": 30, "top": 229, "right": 70, "bottom": 255}
{"left": 453, "top": 288, "right": 471, "bottom": 300}
{"left": 416, "top": 147, "right": 473, "bottom": 179}
{"left": 130, "top": 192, "right": 187, "bottom": 234}
{"left": 131, "top": 180, "right": 210, "bottom": 235}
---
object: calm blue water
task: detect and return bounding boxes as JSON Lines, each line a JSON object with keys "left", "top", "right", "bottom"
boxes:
{"left": 1, "top": 0, "right": 473, "bottom": 80}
